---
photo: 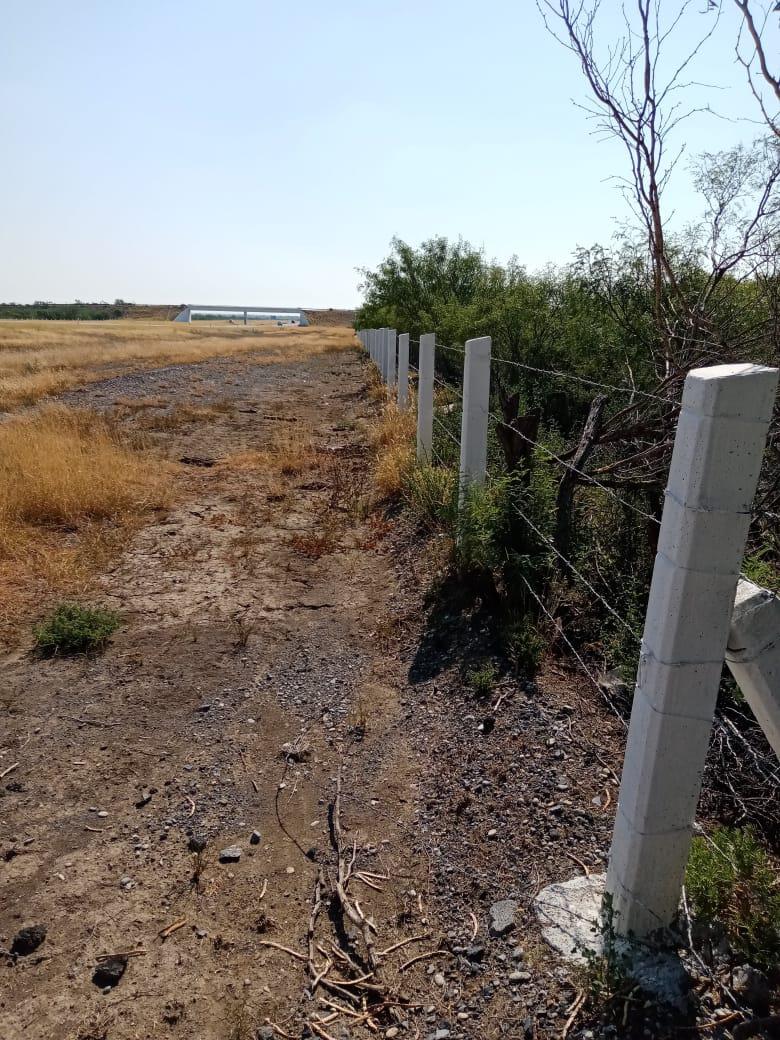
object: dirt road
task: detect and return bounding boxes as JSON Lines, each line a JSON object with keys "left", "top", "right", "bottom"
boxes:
{"left": 1, "top": 338, "right": 628, "bottom": 1039}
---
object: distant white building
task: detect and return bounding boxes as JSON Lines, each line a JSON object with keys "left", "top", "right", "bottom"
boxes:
{"left": 173, "top": 305, "right": 309, "bottom": 326}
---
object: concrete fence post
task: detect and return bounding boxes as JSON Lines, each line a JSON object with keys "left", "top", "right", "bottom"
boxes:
{"left": 397, "top": 333, "right": 410, "bottom": 410}
{"left": 417, "top": 333, "right": 435, "bottom": 463}
{"left": 387, "top": 329, "right": 397, "bottom": 390}
{"left": 606, "top": 362, "right": 778, "bottom": 939}
{"left": 458, "top": 336, "right": 492, "bottom": 505}
{"left": 726, "top": 578, "right": 780, "bottom": 760}
{"left": 380, "top": 328, "right": 388, "bottom": 382}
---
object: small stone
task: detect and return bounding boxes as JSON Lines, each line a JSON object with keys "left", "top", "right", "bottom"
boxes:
{"left": 218, "top": 846, "right": 242, "bottom": 863}
{"left": 487, "top": 828, "right": 498, "bottom": 840}
{"left": 92, "top": 956, "right": 127, "bottom": 988}
{"left": 285, "top": 866, "right": 295, "bottom": 875}
{"left": 511, "top": 946, "right": 525, "bottom": 960}
{"left": 465, "top": 944, "right": 485, "bottom": 962}
{"left": 195, "top": 928, "right": 208, "bottom": 939}
{"left": 489, "top": 899, "right": 518, "bottom": 937}
{"left": 733, "top": 964, "right": 770, "bottom": 1015}
{"left": 11, "top": 925, "right": 46, "bottom": 957}
{"left": 385, "top": 1029, "right": 400, "bottom": 1039}
{"left": 188, "top": 834, "right": 207, "bottom": 854}
{"left": 249, "top": 830, "right": 261, "bottom": 846}
{"left": 96, "top": 810, "right": 108, "bottom": 819}
{"left": 433, "top": 971, "right": 446, "bottom": 986}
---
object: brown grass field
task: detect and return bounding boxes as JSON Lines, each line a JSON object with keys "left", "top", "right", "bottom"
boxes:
{"left": 0, "top": 320, "right": 357, "bottom": 633}
{"left": 0, "top": 319, "right": 353, "bottom": 411}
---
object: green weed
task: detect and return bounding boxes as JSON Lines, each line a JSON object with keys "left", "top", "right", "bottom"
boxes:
{"left": 34, "top": 602, "right": 120, "bottom": 656}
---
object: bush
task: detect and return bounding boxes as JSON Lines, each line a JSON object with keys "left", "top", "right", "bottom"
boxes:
{"left": 403, "top": 463, "right": 457, "bottom": 530}
{"left": 34, "top": 603, "right": 121, "bottom": 656}
{"left": 466, "top": 661, "right": 498, "bottom": 697}
{"left": 685, "top": 826, "right": 780, "bottom": 969}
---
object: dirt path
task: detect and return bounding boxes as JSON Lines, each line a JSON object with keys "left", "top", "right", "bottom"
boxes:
{"left": 1, "top": 341, "right": 656, "bottom": 1039}
{"left": 0, "top": 347, "right": 434, "bottom": 1039}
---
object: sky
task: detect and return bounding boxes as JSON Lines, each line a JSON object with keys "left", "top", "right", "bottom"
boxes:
{"left": 1, "top": 1, "right": 777, "bottom": 307}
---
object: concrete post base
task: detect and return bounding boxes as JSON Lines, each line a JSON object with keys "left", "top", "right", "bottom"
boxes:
{"left": 534, "top": 874, "right": 689, "bottom": 1008}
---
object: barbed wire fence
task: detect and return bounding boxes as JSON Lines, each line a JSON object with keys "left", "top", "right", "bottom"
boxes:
{"left": 357, "top": 324, "right": 780, "bottom": 936}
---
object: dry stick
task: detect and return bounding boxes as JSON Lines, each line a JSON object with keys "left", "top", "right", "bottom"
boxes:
{"left": 259, "top": 878, "right": 268, "bottom": 900}
{"left": 561, "top": 990, "right": 586, "bottom": 1040}
{"left": 399, "top": 949, "right": 450, "bottom": 973}
{"left": 307, "top": 867, "right": 325, "bottom": 989}
{"left": 308, "top": 1022, "right": 339, "bottom": 1040}
{"left": 158, "top": 919, "right": 187, "bottom": 940}
{"left": 332, "top": 767, "right": 381, "bottom": 976}
{"left": 468, "top": 912, "right": 479, "bottom": 941}
{"left": 376, "top": 934, "right": 429, "bottom": 958}
{"left": 257, "top": 940, "right": 308, "bottom": 962}
{"left": 564, "top": 851, "right": 591, "bottom": 877}
{"left": 0, "top": 762, "right": 19, "bottom": 779}
{"left": 95, "top": 949, "right": 147, "bottom": 961}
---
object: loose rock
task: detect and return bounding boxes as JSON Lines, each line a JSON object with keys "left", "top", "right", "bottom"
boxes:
{"left": 489, "top": 899, "right": 518, "bottom": 937}
{"left": 218, "top": 846, "right": 242, "bottom": 863}
{"left": 11, "top": 925, "right": 46, "bottom": 957}
{"left": 92, "top": 956, "right": 127, "bottom": 988}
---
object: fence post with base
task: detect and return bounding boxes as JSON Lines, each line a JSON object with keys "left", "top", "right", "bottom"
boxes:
{"left": 386, "top": 329, "right": 397, "bottom": 390}
{"left": 605, "top": 362, "right": 778, "bottom": 939}
{"left": 458, "top": 336, "right": 492, "bottom": 506}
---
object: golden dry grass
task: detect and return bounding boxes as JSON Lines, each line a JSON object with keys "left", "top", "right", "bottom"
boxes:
{"left": 0, "top": 319, "right": 357, "bottom": 411}
{"left": 372, "top": 402, "right": 416, "bottom": 498}
{"left": 221, "top": 425, "right": 319, "bottom": 477}
{"left": 0, "top": 407, "right": 170, "bottom": 631}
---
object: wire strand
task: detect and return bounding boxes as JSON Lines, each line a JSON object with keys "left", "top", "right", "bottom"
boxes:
{"left": 489, "top": 411, "right": 661, "bottom": 526}
{"left": 519, "top": 574, "right": 628, "bottom": 729}
{"left": 511, "top": 501, "right": 640, "bottom": 640}
{"left": 433, "top": 414, "right": 461, "bottom": 450}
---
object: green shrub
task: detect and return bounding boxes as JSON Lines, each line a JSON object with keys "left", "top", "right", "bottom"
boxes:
{"left": 403, "top": 463, "right": 458, "bottom": 530}
{"left": 466, "top": 661, "right": 498, "bottom": 697}
{"left": 34, "top": 603, "right": 121, "bottom": 656}
{"left": 742, "top": 551, "right": 780, "bottom": 594}
{"left": 685, "top": 826, "right": 780, "bottom": 969}
{"left": 501, "top": 610, "right": 545, "bottom": 674}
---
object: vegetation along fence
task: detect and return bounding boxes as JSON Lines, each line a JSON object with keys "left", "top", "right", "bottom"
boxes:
{"left": 357, "top": 325, "right": 780, "bottom": 943}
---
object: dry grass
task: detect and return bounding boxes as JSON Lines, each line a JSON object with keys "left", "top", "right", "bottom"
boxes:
{"left": 0, "top": 320, "right": 356, "bottom": 411}
{"left": 372, "top": 402, "right": 416, "bottom": 498}
{"left": 0, "top": 406, "right": 170, "bottom": 631}
{"left": 221, "top": 426, "right": 319, "bottom": 477}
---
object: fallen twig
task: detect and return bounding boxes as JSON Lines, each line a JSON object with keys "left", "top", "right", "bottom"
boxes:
{"left": 0, "top": 762, "right": 19, "bottom": 779}
{"left": 158, "top": 919, "right": 187, "bottom": 940}
{"left": 468, "top": 912, "right": 479, "bottom": 941}
{"left": 564, "top": 851, "right": 591, "bottom": 877}
{"left": 399, "top": 949, "right": 450, "bottom": 973}
{"left": 258, "top": 940, "right": 307, "bottom": 962}
{"left": 562, "top": 989, "right": 586, "bottom": 1039}
{"left": 377, "top": 934, "right": 428, "bottom": 958}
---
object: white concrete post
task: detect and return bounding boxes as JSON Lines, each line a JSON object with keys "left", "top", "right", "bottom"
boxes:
{"left": 370, "top": 329, "right": 377, "bottom": 364}
{"left": 387, "top": 329, "right": 397, "bottom": 389}
{"left": 416, "top": 333, "right": 435, "bottom": 463}
{"left": 397, "top": 333, "right": 409, "bottom": 410}
{"left": 380, "top": 328, "right": 388, "bottom": 382}
{"left": 458, "top": 336, "right": 492, "bottom": 505}
{"left": 606, "top": 362, "right": 778, "bottom": 939}
{"left": 726, "top": 578, "right": 780, "bottom": 760}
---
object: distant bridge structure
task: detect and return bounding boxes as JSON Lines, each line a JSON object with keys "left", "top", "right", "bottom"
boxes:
{"left": 173, "top": 304, "right": 309, "bottom": 326}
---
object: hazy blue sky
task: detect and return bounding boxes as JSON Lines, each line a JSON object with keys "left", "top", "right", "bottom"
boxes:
{"left": 1, "top": 1, "right": 775, "bottom": 306}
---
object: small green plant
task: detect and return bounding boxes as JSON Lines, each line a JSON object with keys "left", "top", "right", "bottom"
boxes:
{"left": 34, "top": 603, "right": 120, "bottom": 656}
{"left": 742, "top": 550, "right": 780, "bottom": 594}
{"left": 403, "top": 463, "right": 457, "bottom": 530}
{"left": 685, "top": 826, "right": 780, "bottom": 969}
{"left": 466, "top": 661, "right": 498, "bottom": 697}
{"left": 501, "top": 611, "right": 544, "bottom": 675}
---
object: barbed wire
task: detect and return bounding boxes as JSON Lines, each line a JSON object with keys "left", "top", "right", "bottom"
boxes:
{"left": 488, "top": 410, "right": 662, "bottom": 527}
{"left": 433, "top": 414, "right": 461, "bottom": 450}
{"left": 519, "top": 574, "right": 628, "bottom": 729}
{"left": 511, "top": 501, "right": 641, "bottom": 640}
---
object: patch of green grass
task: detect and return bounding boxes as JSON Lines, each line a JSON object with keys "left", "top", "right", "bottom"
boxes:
{"left": 466, "top": 661, "right": 499, "bottom": 697}
{"left": 34, "top": 602, "right": 120, "bottom": 656}
{"left": 742, "top": 551, "right": 780, "bottom": 594}
{"left": 403, "top": 462, "right": 457, "bottom": 530}
{"left": 686, "top": 826, "right": 780, "bottom": 969}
